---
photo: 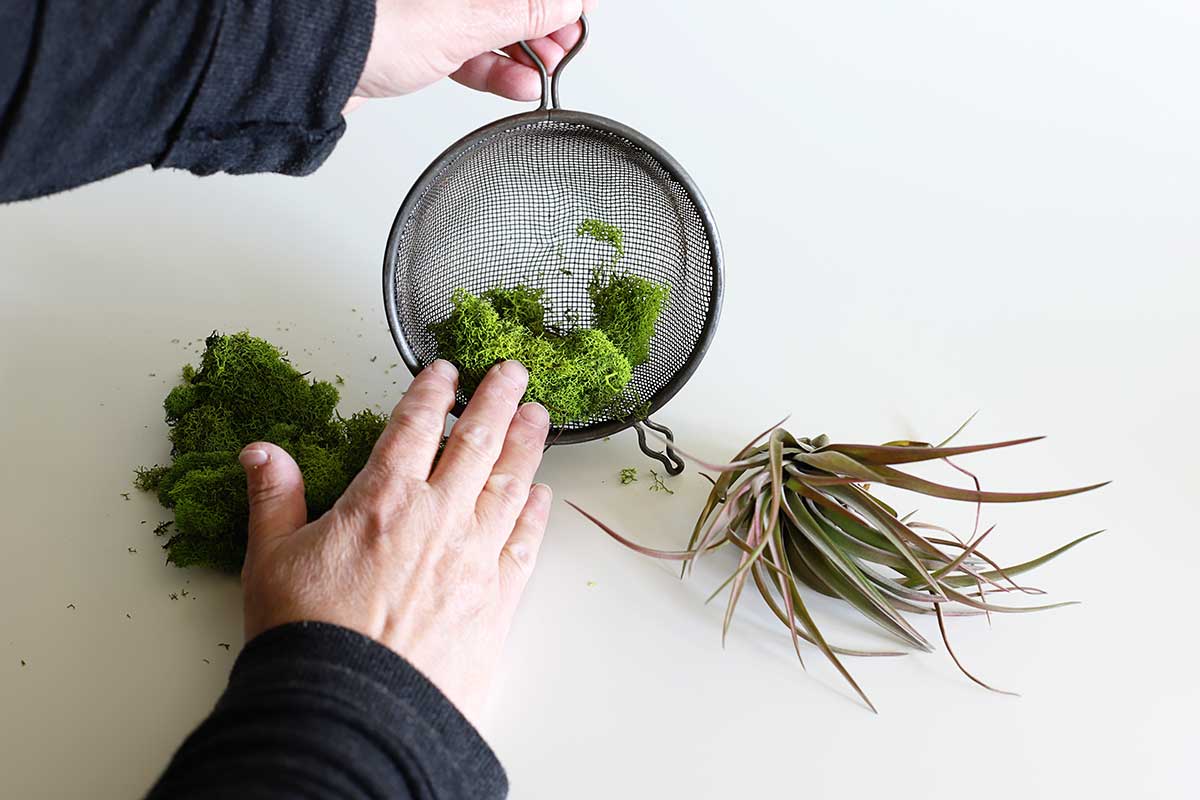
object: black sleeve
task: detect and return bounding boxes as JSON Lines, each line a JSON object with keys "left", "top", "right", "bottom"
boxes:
{"left": 0, "top": 0, "right": 375, "bottom": 203}
{"left": 145, "top": 622, "right": 509, "bottom": 800}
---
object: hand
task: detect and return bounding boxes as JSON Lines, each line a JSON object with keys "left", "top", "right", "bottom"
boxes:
{"left": 237, "top": 359, "right": 552, "bottom": 724}
{"left": 348, "top": 0, "right": 599, "bottom": 110}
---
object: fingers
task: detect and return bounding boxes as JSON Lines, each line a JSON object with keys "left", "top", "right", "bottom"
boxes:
{"left": 451, "top": 52, "right": 543, "bottom": 101}
{"left": 364, "top": 360, "right": 458, "bottom": 482}
{"left": 240, "top": 443, "right": 307, "bottom": 555}
{"left": 475, "top": 402, "right": 551, "bottom": 536}
{"left": 431, "top": 361, "right": 529, "bottom": 498}
{"left": 501, "top": 31, "right": 568, "bottom": 71}
{"left": 455, "top": 19, "right": 585, "bottom": 100}
{"left": 498, "top": 483, "right": 553, "bottom": 600}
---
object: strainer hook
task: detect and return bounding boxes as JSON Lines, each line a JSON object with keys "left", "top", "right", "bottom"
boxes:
{"left": 517, "top": 13, "right": 590, "bottom": 111}
{"left": 634, "top": 419, "right": 685, "bottom": 476}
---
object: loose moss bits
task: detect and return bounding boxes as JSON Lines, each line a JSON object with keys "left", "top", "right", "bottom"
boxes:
{"left": 135, "top": 332, "right": 388, "bottom": 572}
{"left": 577, "top": 218, "right": 625, "bottom": 261}
{"left": 649, "top": 470, "right": 674, "bottom": 495}
{"left": 619, "top": 467, "right": 638, "bottom": 485}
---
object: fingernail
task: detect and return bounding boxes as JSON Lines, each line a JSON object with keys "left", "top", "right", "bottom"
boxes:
{"left": 430, "top": 359, "right": 458, "bottom": 380}
{"left": 239, "top": 448, "right": 269, "bottom": 468}
{"left": 531, "top": 483, "right": 553, "bottom": 506}
{"left": 499, "top": 360, "right": 528, "bottom": 386}
{"left": 519, "top": 402, "right": 549, "bottom": 426}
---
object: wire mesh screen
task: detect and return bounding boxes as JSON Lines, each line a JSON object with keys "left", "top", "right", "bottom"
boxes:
{"left": 389, "top": 118, "right": 717, "bottom": 435}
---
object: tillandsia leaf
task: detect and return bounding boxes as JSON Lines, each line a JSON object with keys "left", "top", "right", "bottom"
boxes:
{"left": 767, "top": 522, "right": 808, "bottom": 669}
{"left": 685, "top": 423, "right": 783, "bottom": 559}
{"left": 820, "top": 436, "right": 1044, "bottom": 466}
{"left": 721, "top": 492, "right": 766, "bottom": 645}
{"left": 746, "top": 560, "right": 906, "bottom": 657}
{"left": 772, "top": 534, "right": 878, "bottom": 713}
{"left": 691, "top": 474, "right": 766, "bottom": 574}
{"left": 929, "top": 531, "right": 1105, "bottom": 589}
{"left": 785, "top": 525, "right": 933, "bottom": 651}
{"left": 766, "top": 429, "right": 786, "bottom": 540}
{"left": 705, "top": 527, "right": 773, "bottom": 605}
{"left": 850, "top": 462, "right": 1110, "bottom": 504}
{"left": 791, "top": 451, "right": 888, "bottom": 481}
{"left": 819, "top": 484, "right": 947, "bottom": 595}
{"left": 565, "top": 502, "right": 725, "bottom": 561}
{"left": 938, "top": 583, "right": 1079, "bottom": 614}
{"left": 935, "top": 604, "right": 1019, "bottom": 696}
{"left": 936, "top": 410, "right": 980, "bottom": 447}
{"left": 809, "top": 504, "right": 918, "bottom": 572}
{"left": 782, "top": 493, "right": 932, "bottom": 650}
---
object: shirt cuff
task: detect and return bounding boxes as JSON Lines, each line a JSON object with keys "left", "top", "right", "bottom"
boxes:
{"left": 157, "top": 0, "right": 375, "bottom": 177}
{"left": 225, "top": 621, "right": 509, "bottom": 799}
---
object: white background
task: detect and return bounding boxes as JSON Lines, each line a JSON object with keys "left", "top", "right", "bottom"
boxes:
{"left": 2, "top": 1, "right": 1197, "bottom": 797}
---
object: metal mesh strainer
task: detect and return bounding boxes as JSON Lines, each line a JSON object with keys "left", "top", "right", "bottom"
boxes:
{"left": 383, "top": 16, "right": 723, "bottom": 473}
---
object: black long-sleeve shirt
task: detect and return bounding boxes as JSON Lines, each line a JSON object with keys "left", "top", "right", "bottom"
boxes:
{"left": 0, "top": 0, "right": 374, "bottom": 202}
{"left": 2, "top": 4, "right": 509, "bottom": 797}
{"left": 147, "top": 623, "right": 508, "bottom": 799}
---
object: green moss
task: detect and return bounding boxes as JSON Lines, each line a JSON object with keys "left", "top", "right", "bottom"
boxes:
{"left": 431, "top": 290, "right": 632, "bottom": 426}
{"left": 619, "top": 467, "right": 638, "bottom": 485}
{"left": 577, "top": 218, "right": 625, "bottom": 261}
{"left": 588, "top": 272, "right": 669, "bottom": 366}
{"left": 135, "top": 332, "right": 388, "bottom": 572}
{"left": 481, "top": 285, "right": 547, "bottom": 335}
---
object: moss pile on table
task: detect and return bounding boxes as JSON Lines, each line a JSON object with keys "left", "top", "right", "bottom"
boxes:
{"left": 135, "top": 332, "right": 388, "bottom": 571}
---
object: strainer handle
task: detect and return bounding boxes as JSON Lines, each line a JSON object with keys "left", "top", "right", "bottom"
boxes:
{"left": 517, "top": 13, "right": 590, "bottom": 111}
{"left": 635, "top": 419, "right": 685, "bottom": 476}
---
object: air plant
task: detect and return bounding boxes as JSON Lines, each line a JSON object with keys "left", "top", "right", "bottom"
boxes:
{"left": 569, "top": 417, "right": 1106, "bottom": 711}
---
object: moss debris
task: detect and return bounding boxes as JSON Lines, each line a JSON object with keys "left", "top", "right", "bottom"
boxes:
{"left": 577, "top": 218, "right": 625, "bottom": 261}
{"left": 619, "top": 467, "right": 638, "bottom": 485}
{"left": 648, "top": 470, "right": 675, "bottom": 495}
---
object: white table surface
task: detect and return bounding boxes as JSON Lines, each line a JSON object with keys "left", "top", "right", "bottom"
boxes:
{"left": 2, "top": 2, "right": 1197, "bottom": 798}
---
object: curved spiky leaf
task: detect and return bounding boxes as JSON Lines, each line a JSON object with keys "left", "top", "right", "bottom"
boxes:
{"left": 820, "top": 436, "right": 1044, "bottom": 465}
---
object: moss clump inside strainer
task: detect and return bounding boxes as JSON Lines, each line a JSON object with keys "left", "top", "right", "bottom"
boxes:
{"left": 431, "top": 221, "right": 669, "bottom": 425}
{"left": 431, "top": 288, "right": 635, "bottom": 426}
{"left": 135, "top": 332, "right": 388, "bottom": 571}
{"left": 589, "top": 271, "right": 670, "bottom": 367}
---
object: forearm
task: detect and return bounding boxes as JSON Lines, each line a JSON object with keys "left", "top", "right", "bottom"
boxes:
{"left": 0, "top": 0, "right": 374, "bottom": 203}
{"left": 146, "top": 622, "right": 508, "bottom": 800}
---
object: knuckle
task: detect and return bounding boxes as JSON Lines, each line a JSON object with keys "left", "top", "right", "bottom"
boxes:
{"left": 484, "top": 472, "right": 528, "bottom": 510}
{"left": 390, "top": 400, "right": 446, "bottom": 434}
{"left": 502, "top": 542, "right": 538, "bottom": 577}
{"left": 451, "top": 420, "right": 498, "bottom": 458}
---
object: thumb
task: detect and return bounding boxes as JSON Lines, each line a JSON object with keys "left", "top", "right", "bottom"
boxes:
{"left": 470, "top": 0, "right": 591, "bottom": 55}
{"left": 239, "top": 443, "right": 307, "bottom": 554}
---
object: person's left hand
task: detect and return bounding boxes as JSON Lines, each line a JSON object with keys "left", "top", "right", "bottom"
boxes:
{"left": 347, "top": 0, "right": 599, "bottom": 111}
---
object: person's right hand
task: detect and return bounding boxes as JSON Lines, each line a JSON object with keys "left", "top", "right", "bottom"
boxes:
{"left": 348, "top": 0, "right": 600, "bottom": 110}
{"left": 237, "top": 359, "right": 552, "bottom": 725}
